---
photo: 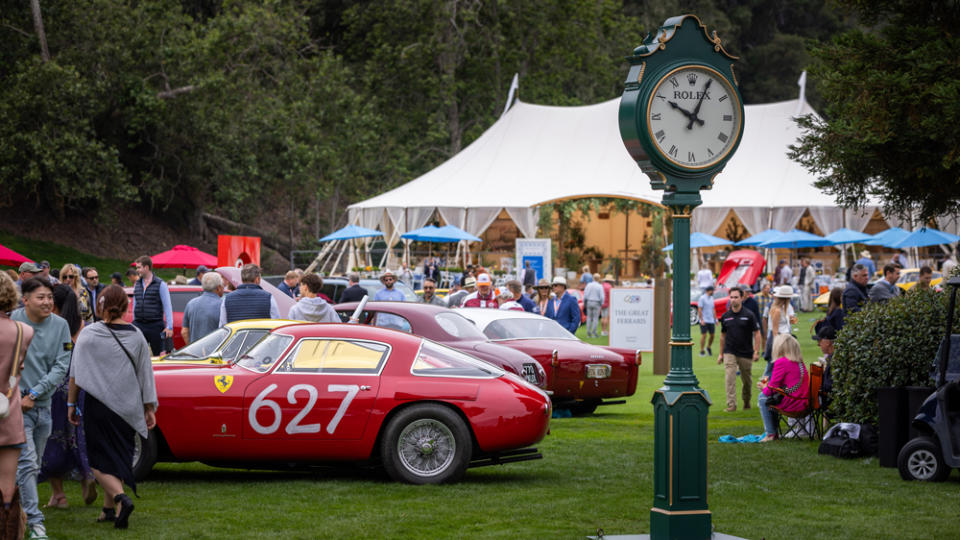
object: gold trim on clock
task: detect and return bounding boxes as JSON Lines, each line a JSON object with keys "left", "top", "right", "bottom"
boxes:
{"left": 644, "top": 64, "right": 742, "bottom": 172}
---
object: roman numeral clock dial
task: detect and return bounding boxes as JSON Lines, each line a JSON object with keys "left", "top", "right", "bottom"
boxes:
{"left": 645, "top": 66, "right": 741, "bottom": 170}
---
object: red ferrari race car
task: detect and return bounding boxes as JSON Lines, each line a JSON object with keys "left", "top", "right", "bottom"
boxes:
{"left": 333, "top": 301, "right": 546, "bottom": 389}
{"left": 456, "top": 309, "right": 640, "bottom": 415}
{"left": 135, "top": 323, "right": 550, "bottom": 484}
{"left": 690, "top": 249, "right": 767, "bottom": 325}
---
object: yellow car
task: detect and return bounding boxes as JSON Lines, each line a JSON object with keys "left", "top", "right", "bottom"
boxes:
{"left": 896, "top": 268, "right": 943, "bottom": 291}
{"left": 415, "top": 288, "right": 449, "bottom": 299}
{"left": 154, "top": 319, "right": 303, "bottom": 364}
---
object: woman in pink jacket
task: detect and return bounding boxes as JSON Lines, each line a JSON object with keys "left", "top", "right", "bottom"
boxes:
{"left": 757, "top": 334, "right": 809, "bottom": 442}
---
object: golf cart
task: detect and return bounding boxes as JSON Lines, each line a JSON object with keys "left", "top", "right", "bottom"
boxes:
{"left": 897, "top": 275, "right": 960, "bottom": 481}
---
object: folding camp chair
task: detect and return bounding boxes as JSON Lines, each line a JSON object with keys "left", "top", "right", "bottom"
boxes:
{"left": 771, "top": 362, "right": 824, "bottom": 440}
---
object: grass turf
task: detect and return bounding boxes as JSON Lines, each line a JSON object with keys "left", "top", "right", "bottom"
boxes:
{"left": 32, "top": 308, "right": 960, "bottom": 539}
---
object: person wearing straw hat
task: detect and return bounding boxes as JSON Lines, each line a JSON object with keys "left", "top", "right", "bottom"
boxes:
{"left": 763, "top": 285, "right": 798, "bottom": 377}
{"left": 373, "top": 269, "right": 404, "bottom": 302}
{"left": 544, "top": 276, "right": 580, "bottom": 335}
{"left": 855, "top": 249, "right": 876, "bottom": 278}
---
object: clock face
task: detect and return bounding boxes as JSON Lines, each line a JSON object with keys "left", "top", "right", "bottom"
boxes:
{"left": 645, "top": 65, "right": 742, "bottom": 170}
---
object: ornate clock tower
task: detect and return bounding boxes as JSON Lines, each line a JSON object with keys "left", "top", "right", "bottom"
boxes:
{"left": 619, "top": 15, "right": 744, "bottom": 540}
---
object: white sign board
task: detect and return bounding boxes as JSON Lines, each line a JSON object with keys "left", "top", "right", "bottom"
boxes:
{"left": 609, "top": 288, "right": 655, "bottom": 352}
{"left": 515, "top": 238, "right": 552, "bottom": 283}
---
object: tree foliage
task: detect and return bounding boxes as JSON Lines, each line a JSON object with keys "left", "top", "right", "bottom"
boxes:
{"left": 790, "top": 0, "right": 960, "bottom": 223}
{"left": 830, "top": 287, "right": 960, "bottom": 424}
{"left": 0, "top": 1, "right": 854, "bottom": 246}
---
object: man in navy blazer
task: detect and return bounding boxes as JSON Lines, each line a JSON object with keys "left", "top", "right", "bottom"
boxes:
{"left": 544, "top": 276, "right": 580, "bottom": 335}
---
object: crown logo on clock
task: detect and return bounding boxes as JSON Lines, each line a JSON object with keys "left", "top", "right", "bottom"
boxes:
{"left": 686, "top": 73, "right": 697, "bottom": 86}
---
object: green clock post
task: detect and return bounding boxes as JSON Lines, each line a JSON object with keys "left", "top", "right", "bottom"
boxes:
{"left": 618, "top": 15, "right": 744, "bottom": 540}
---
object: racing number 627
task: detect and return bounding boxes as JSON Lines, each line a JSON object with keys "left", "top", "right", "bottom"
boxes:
{"left": 248, "top": 383, "right": 360, "bottom": 435}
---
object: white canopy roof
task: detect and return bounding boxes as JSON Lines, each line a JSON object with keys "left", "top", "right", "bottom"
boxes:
{"left": 348, "top": 96, "right": 877, "bottom": 247}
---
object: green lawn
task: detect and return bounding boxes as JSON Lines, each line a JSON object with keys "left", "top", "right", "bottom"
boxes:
{"left": 31, "top": 308, "right": 960, "bottom": 539}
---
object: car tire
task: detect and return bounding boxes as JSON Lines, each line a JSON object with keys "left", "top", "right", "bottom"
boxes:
{"left": 568, "top": 399, "right": 600, "bottom": 416}
{"left": 132, "top": 430, "right": 158, "bottom": 482}
{"left": 380, "top": 404, "right": 472, "bottom": 484}
{"left": 897, "top": 436, "right": 951, "bottom": 482}
{"left": 689, "top": 305, "right": 699, "bottom": 326}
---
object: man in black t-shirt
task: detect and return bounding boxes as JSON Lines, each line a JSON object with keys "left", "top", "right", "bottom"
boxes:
{"left": 716, "top": 286, "right": 762, "bottom": 412}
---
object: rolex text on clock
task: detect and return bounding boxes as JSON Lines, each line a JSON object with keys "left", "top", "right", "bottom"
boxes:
{"left": 645, "top": 65, "right": 742, "bottom": 171}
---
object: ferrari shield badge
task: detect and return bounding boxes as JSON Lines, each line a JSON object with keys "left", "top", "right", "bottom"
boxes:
{"left": 215, "top": 375, "right": 233, "bottom": 394}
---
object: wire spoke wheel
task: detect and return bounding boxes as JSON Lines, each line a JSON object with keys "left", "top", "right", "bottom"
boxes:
{"left": 397, "top": 419, "right": 456, "bottom": 477}
{"left": 381, "top": 404, "right": 471, "bottom": 484}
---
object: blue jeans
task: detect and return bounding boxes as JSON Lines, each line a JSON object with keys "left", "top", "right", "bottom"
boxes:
{"left": 757, "top": 394, "right": 779, "bottom": 436}
{"left": 17, "top": 406, "right": 52, "bottom": 526}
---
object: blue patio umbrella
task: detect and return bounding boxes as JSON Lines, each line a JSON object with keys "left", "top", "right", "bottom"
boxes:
{"left": 889, "top": 228, "right": 960, "bottom": 249}
{"left": 734, "top": 229, "right": 782, "bottom": 246}
{"left": 662, "top": 232, "right": 731, "bottom": 252}
{"left": 318, "top": 224, "right": 384, "bottom": 242}
{"left": 823, "top": 228, "right": 874, "bottom": 245}
{"left": 861, "top": 227, "right": 909, "bottom": 247}
{"left": 758, "top": 229, "right": 832, "bottom": 249}
{"left": 402, "top": 225, "right": 481, "bottom": 243}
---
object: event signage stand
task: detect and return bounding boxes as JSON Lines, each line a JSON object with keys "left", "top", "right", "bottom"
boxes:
{"left": 618, "top": 15, "right": 745, "bottom": 539}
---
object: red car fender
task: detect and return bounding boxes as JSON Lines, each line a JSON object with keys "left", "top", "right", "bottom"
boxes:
{"left": 603, "top": 347, "right": 641, "bottom": 397}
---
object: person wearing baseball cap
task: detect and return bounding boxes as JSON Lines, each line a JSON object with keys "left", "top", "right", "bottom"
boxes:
{"left": 463, "top": 273, "right": 497, "bottom": 308}
{"left": 188, "top": 265, "right": 210, "bottom": 286}
{"left": 17, "top": 262, "right": 43, "bottom": 289}
{"left": 545, "top": 276, "right": 580, "bottom": 334}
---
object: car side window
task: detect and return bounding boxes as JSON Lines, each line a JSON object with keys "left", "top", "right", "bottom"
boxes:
{"left": 277, "top": 339, "right": 388, "bottom": 374}
{"left": 373, "top": 313, "right": 412, "bottom": 333}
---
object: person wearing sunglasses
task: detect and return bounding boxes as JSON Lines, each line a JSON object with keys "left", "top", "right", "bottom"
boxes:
{"left": 419, "top": 278, "right": 445, "bottom": 306}
{"left": 83, "top": 268, "right": 105, "bottom": 322}
{"left": 59, "top": 265, "right": 93, "bottom": 325}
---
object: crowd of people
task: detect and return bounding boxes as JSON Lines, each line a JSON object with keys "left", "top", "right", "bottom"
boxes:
{"left": 0, "top": 265, "right": 156, "bottom": 539}
{"left": 695, "top": 245, "right": 955, "bottom": 442}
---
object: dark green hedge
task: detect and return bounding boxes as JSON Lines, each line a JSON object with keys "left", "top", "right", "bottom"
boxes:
{"left": 830, "top": 280, "right": 960, "bottom": 424}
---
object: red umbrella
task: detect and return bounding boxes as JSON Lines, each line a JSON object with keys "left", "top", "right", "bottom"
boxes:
{"left": 0, "top": 244, "right": 32, "bottom": 267}
{"left": 148, "top": 245, "right": 218, "bottom": 269}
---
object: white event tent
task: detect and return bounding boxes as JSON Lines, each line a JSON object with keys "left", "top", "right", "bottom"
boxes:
{"left": 347, "top": 94, "right": 889, "bottom": 266}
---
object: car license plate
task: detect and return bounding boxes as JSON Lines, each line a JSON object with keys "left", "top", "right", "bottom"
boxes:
{"left": 585, "top": 364, "right": 611, "bottom": 379}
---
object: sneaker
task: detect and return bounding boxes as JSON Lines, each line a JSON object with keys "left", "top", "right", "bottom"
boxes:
{"left": 699, "top": 350, "right": 705, "bottom": 356}
{"left": 707, "top": 347, "right": 713, "bottom": 356}
{"left": 28, "top": 524, "right": 48, "bottom": 540}
{"left": 743, "top": 403, "right": 751, "bottom": 410}
{"left": 724, "top": 406, "right": 736, "bottom": 412}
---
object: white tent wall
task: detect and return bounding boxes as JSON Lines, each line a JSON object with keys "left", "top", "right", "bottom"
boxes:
{"left": 346, "top": 95, "right": 937, "bottom": 270}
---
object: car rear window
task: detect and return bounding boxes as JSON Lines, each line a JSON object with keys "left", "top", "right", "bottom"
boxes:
{"left": 434, "top": 313, "right": 486, "bottom": 340}
{"left": 411, "top": 341, "right": 503, "bottom": 378}
{"left": 484, "top": 318, "right": 575, "bottom": 340}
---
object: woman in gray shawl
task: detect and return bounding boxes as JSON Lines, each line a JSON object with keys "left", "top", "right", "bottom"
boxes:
{"left": 67, "top": 285, "right": 157, "bottom": 529}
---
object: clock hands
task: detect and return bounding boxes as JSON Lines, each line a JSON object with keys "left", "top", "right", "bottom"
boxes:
{"left": 686, "top": 78, "right": 712, "bottom": 130}
{"left": 668, "top": 100, "right": 696, "bottom": 121}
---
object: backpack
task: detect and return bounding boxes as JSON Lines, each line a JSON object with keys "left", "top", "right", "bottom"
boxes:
{"left": 818, "top": 423, "right": 877, "bottom": 458}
